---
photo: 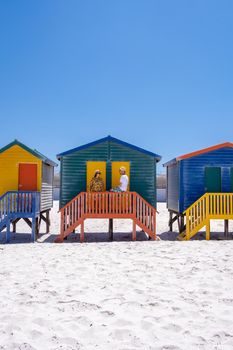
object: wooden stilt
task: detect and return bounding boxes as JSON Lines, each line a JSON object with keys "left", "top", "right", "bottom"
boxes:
{"left": 12, "top": 218, "right": 20, "bottom": 233}
{"left": 169, "top": 211, "right": 173, "bottom": 231}
{"left": 80, "top": 220, "right": 84, "bottom": 243}
{"left": 35, "top": 217, "right": 39, "bottom": 238}
{"left": 39, "top": 216, "right": 42, "bottom": 229}
{"left": 168, "top": 211, "right": 183, "bottom": 232}
{"left": 38, "top": 210, "right": 50, "bottom": 234}
{"left": 224, "top": 220, "right": 229, "bottom": 239}
{"left": 132, "top": 220, "right": 136, "bottom": 241}
{"left": 109, "top": 219, "right": 113, "bottom": 241}
{"left": 180, "top": 215, "right": 185, "bottom": 232}
{"left": 46, "top": 210, "right": 50, "bottom": 233}
{"left": 31, "top": 216, "right": 36, "bottom": 242}
{"left": 177, "top": 216, "right": 181, "bottom": 233}
{"left": 23, "top": 218, "right": 32, "bottom": 228}
{"left": 6, "top": 219, "right": 10, "bottom": 243}
{"left": 206, "top": 220, "right": 210, "bottom": 241}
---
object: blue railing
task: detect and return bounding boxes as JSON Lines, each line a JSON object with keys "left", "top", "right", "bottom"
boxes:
{"left": 0, "top": 191, "right": 40, "bottom": 242}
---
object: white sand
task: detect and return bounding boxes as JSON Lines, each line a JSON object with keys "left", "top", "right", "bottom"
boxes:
{"left": 1, "top": 202, "right": 233, "bottom": 350}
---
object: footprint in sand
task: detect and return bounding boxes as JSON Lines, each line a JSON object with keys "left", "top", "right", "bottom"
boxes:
{"left": 158, "top": 346, "right": 182, "bottom": 350}
{"left": 100, "top": 310, "right": 115, "bottom": 317}
{"left": 75, "top": 315, "right": 93, "bottom": 327}
{"left": 162, "top": 323, "right": 182, "bottom": 332}
{"left": 57, "top": 300, "right": 101, "bottom": 312}
{"left": 16, "top": 344, "right": 36, "bottom": 350}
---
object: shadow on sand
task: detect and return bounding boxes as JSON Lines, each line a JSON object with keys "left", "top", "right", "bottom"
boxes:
{"left": 43, "top": 230, "right": 150, "bottom": 243}
{"left": 0, "top": 232, "right": 34, "bottom": 244}
{"left": 0, "top": 230, "right": 151, "bottom": 244}
{"left": 1, "top": 230, "right": 232, "bottom": 244}
{"left": 158, "top": 230, "right": 233, "bottom": 241}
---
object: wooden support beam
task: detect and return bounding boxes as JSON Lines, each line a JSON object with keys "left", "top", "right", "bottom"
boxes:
{"left": 36, "top": 210, "right": 50, "bottom": 235}
{"left": 180, "top": 216, "right": 185, "bottom": 233}
{"left": 80, "top": 220, "right": 84, "bottom": 243}
{"left": 109, "top": 219, "right": 113, "bottom": 241}
{"left": 177, "top": 215, "right": 186, "bottom": 233}
{"left": 46, "top": 210, "right": 50, "bottom": 233}
{"left": 40, "top": 213, "right": 47, "bottom": 223}
{"left": 168, "top": 211, "right": 180, "bottom": 232}
{"left": 36, "top": 217, "right": 39, "bottom": 237}
{"left": 177, "top": 216, "right": 181, "bottom": 233}
{"left": 206, "top": 220, "right": 210, "bottom": 241}
{"left": 224, "top": 220, "right": 229, "bottom": 239}
{"left": 31, "top": 216, "right": 36, "bottom": 242}
{"left": 6, "top": 219, "right": 10, "bottom": 243}
{"left": 23, "top": 218, "right": 32, "bottom": 228}
{"left": 12, "top": 218, "right": 20, "bottom": 233}
{"left": 132, "top": 220, "right": 136, "bottom": 241}
{"left": 169, "top": 211, "right": 173, "bottom": 231}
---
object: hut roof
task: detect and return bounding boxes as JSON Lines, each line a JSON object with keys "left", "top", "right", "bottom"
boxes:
{"left": 163, "top": 142, "right": 233, "bottom": 167}
{"left": 0, "top": 140, "right": 57, "bottom": 167}
{"left": 57, "top": 135, "right": 161, "bottom": 161}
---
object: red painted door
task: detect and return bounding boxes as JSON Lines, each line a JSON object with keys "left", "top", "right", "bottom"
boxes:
{"left": 18, "top": 164, "right": 38, "bottom": 191}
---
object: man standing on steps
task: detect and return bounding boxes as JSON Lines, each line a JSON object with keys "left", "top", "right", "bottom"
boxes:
{"left": 111, "top": 166, "right": 129, "bottom": 192}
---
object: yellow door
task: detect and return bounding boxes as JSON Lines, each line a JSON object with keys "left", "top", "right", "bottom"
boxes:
{"left": 86, "top": 161, "right": 106, "bottom": 191}
{"left": 111, "top": 162, "right": 130, "bottom": 190}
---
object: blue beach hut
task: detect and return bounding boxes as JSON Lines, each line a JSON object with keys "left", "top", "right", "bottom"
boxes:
{"left": 164, "top": 142, "right": 233, "bottom": 239}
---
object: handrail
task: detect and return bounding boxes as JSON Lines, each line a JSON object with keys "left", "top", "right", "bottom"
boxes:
{"left": 184, "top": 193, "right": 233, "bottom": 240}
{"left": 0, "top": 190, "right": 40, "bottom": 201}
{"left": 208, "top": 193, "right": 233, "bottom": 217}
{"left": 60, "top": 191, "right": 157, "bottom": 212}
{"left": 134, "top": 192, "right": 156, "bottom": 237}
{"left": 185, "top": 194, "right": 208, "bottom": 240}
{"left": 59, "top": 191, "right": 157, "bottom": 240}
{"left": 0, "top": 191, "right": 40, "bottom": 227}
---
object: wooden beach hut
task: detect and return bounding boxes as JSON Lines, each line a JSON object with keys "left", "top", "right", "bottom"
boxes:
{"left": 56, "top": 135, "right": 161, "bottom": 242}
{"left": 0, "top": 140, "right": 57, "bottom": 242}
{"left": 164, "top": 142, "right": 233, "bottom": 240}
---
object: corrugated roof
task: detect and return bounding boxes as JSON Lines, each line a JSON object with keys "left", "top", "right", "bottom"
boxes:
{"left": 57, "top": 135, "right": 162, "bottom": 161}
{"left": 0, "top": 140, "right": 57, "bottom": 167}
{"left": 164, "top": 142, "right": 233, "bottom": 167}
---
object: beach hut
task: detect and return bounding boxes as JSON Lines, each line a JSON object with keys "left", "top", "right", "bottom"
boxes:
{"left": 56, "top": 135, "right": 161, "bottom": 242}
{"left": 0, "top": 140, "right": 57, "bottom": 241}
{"left": 164, "top": 142, "right": 233, "bottom": 240}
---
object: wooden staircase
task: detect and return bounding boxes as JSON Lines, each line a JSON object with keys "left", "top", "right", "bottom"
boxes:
{"left": 0, "top": 191, "right": 40, "bottom": 242}
{"left": 177, "top": 193, "right": 233, "bottom": 240}
{"left": 55, "top": 191, "right": 157, "bottom": 242}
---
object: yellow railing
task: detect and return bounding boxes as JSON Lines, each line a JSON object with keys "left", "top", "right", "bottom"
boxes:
{"left": 184, "top": 193, "right": 233, "bottom": 240}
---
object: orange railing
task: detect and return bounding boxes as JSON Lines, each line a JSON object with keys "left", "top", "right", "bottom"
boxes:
{"left": 58, "top": 191, "right": 156, "bottom": 241}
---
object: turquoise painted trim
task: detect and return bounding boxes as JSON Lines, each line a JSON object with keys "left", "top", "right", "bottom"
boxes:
{"left": 0, "top": 140, "right": 57, "bottom": 167}
{"left": 57, "top": 135, "right": 161, "bottom": 161}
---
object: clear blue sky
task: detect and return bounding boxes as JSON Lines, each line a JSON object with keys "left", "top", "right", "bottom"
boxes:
{"left": 0, "top": 1, "right": 232, "bottom": 172}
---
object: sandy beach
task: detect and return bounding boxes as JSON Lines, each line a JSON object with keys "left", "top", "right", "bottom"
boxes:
{"left": 1, "top": 202, "right": 233, "bottom": 350}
